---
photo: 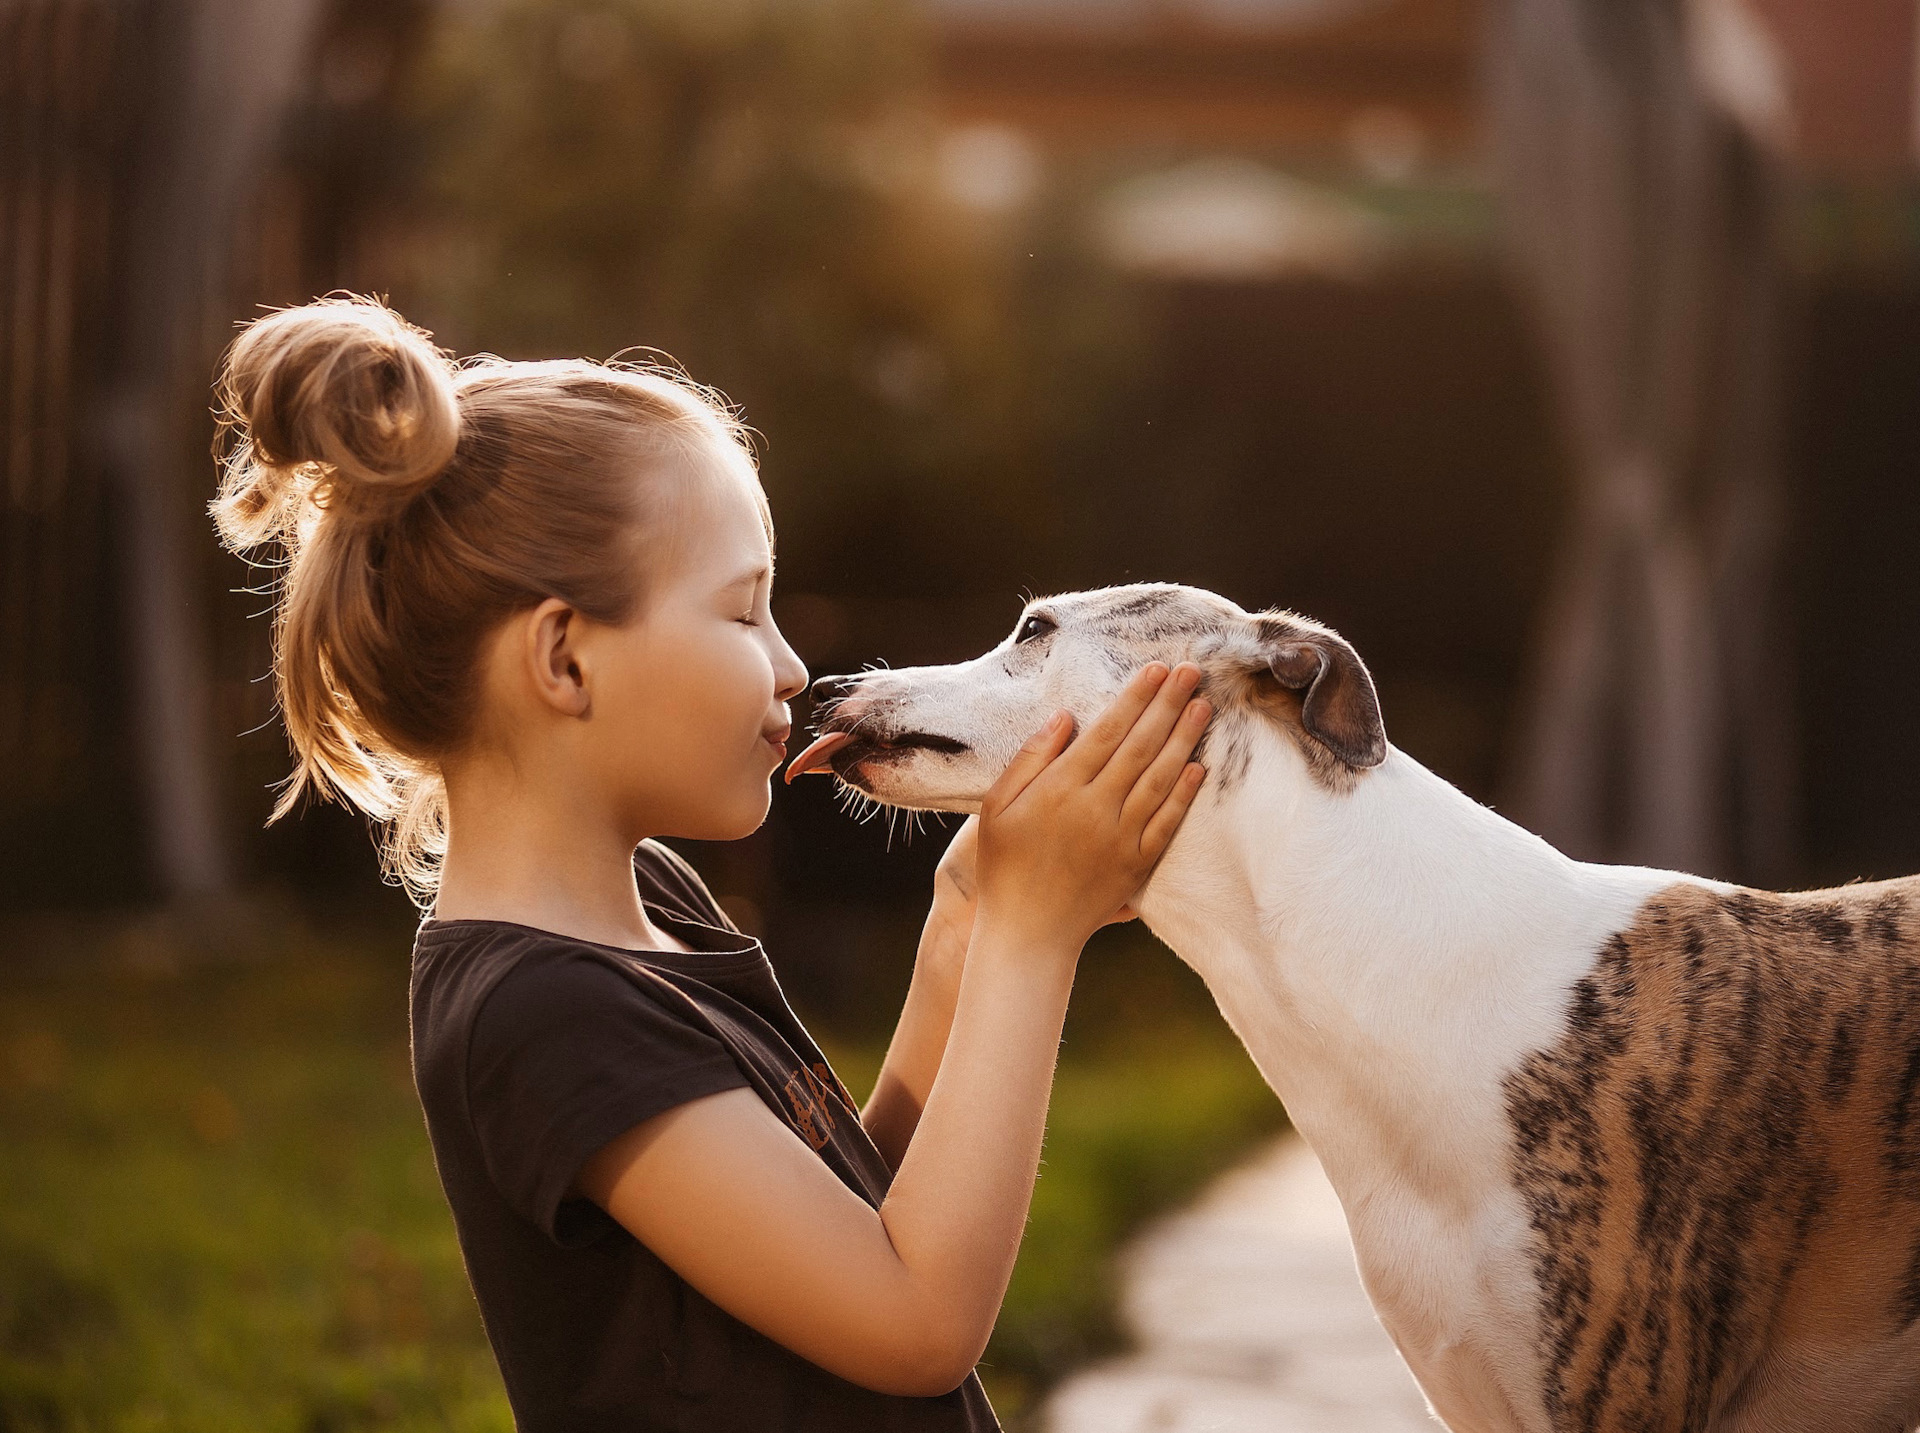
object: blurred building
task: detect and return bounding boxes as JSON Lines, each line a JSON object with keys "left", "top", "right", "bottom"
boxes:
{"left": 928, "top": 0, "right": 1920, "bottom": 172}
{"left": 1750, "top": 0, "right": 1917, "bottom": 175}
{"left": 923, "top": 0, "right": 1481, "bottom": 282}
{"left": 930, "top": 0, "right": 1476, "bottom": 158}
{"left": 917, "top": 0, "right": 1920, "bottom": 254}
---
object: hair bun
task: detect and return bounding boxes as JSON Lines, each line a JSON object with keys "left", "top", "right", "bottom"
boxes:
{"left": 213, "top": 296, "right": 459, "bottom": 549}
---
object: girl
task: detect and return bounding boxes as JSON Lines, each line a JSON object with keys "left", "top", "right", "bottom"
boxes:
{"left": 211, "top": 296, "right": 1210, "bottom": 1431}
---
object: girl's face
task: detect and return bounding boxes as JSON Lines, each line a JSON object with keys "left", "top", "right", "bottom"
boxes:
{"left": 573, "top": 452, "right": 809, "bottom": 842}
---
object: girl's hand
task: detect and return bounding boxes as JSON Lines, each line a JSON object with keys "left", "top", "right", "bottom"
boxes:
{"left": 933, "top": 811, "right": 1140, "bottom": 944}
{"left": 974, "top": 662, "right": 1209, "bottom": 955}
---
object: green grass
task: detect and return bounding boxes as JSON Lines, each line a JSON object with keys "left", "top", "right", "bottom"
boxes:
{"left": 0, "top": 916, "right": 1282, "bottom": 1431}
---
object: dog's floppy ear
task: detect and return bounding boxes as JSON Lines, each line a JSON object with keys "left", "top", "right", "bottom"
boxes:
{"left": 1256, "top": 619, "right": 1387, "bottom": 770}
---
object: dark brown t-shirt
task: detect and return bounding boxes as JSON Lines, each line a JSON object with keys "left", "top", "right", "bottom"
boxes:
{"left": 409, "top": 840, "right": 1000, "bottom": 1433}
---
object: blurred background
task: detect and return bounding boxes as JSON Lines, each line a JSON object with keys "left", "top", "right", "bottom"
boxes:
{"left": 2, "top": 0, "right": 1917, "bottom": 1426}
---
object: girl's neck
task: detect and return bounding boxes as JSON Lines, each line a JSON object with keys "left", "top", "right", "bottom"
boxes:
{"left": 436, "top": 761, "right": 688, "bottom": 952}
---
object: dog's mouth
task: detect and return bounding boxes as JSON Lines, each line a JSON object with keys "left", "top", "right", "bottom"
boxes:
{"left": 785, "top": 727, "right": 970, "bottom": 785}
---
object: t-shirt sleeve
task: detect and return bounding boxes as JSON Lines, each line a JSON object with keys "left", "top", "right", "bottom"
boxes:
{"left": 465, "top": 954, "right": 748, "bottom": 1245}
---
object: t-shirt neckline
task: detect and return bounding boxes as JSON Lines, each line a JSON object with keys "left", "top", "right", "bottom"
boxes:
{"left": 416, "top": 902, "right": 763, "bottom": 973}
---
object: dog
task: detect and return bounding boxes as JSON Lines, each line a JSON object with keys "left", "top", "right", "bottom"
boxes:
{"left": 786, "top": 583, "right": 1920, "bottom": 1433}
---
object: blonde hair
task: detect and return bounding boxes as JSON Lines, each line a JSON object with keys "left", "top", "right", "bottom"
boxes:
{"left": 211, "top": 295, "right": 751, "bottom": 904}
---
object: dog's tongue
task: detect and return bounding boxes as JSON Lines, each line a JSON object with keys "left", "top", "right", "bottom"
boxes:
{"left": 784, "top": 731, "right": 853, "bottom": 784}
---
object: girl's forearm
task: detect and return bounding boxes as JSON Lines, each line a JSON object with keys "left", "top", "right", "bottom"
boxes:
{"left": 861, "top": 898, "right": 969, "bottom": 1168}
{"left": 871, "top": 917, "right": 1078, "bottom": 1378}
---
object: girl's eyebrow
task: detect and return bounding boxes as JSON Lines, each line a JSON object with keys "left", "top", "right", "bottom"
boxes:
{"left": 721, "top": 563, "right": 773, "bottom": 591}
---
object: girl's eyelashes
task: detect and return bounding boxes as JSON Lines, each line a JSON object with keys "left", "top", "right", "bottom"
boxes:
{"left": 731, "top": 577, "right": 772, "bottom": 627}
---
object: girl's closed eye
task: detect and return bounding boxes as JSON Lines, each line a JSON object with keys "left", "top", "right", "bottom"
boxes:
{"left": 727, "top": 566, "right": 772, "bottom": 628}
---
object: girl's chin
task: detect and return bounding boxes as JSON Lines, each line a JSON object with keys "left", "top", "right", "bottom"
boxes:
{"left": 660, "top": 770, "right": 775, "bottom": 843}
{"left": 716, "top": 784, "right": 774, "bottom": 841}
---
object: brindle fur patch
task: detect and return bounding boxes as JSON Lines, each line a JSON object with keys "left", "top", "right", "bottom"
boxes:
{"left": 1505, "top": 879, "right": 1920, "bottom": 1432}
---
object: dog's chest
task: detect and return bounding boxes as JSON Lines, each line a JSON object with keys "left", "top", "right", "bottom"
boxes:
{"left": 1325, "top": 1142, "right": 1556, "bottom": 1433}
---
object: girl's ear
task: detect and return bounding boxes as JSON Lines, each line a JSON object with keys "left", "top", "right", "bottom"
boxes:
{"left": 524, "top": 598, "right": 591, "bottom": 718}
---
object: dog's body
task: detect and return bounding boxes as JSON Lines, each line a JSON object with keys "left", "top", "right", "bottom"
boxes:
{"left": 795, "top": 583, "right": 1920, "bottom": 1433}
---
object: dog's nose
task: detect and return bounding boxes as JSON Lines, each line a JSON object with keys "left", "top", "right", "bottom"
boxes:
{"left": 810, "top": 673, "right": 858, "bottom": 705}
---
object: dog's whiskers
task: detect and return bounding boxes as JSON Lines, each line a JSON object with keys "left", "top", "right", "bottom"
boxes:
{"left": 834, "top": 782, "right": 883, "bottom": 828}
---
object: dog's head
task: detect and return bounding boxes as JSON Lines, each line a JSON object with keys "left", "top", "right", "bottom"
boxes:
{"left": 789, "top": 583, "right": 1387, "bottom": 813}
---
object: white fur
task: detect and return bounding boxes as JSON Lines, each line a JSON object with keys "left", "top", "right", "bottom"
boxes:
{"left": 814, "top": 584, "right": 1710, "bottom": 1432}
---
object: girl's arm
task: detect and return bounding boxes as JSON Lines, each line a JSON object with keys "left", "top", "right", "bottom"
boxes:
{"left": 860, "top": 818, "right": 976, "bottom": 1170}
{"left": 864, "top": 809, "right": 1138, "bottom": 1169}
{"left": 577, "top": 661, "right": 1209, "bottom": 1397}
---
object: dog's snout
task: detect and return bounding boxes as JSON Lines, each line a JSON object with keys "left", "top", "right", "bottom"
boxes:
{"left": 810, "top": 673, "right": 859, "bottom": 705}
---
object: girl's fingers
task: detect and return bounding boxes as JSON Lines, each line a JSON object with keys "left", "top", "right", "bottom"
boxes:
{"left": 1120, "top": 697, "right": 1211, "bottom": 828}
{"left": 1058, "top": 663, "right": 1170, "bottom": 778}
{"left": 1139, "top": 762, "right": 1207, "bottom": 859}
{"left": 1099, "top": 669, "right": 1205, "bottom": 797}
{"left": 983, "top": 711, "right": 1074, "bottom": 813}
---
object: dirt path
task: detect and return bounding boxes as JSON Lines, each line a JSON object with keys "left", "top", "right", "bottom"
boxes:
{"left": 1043, "top": 1136, "right": 1438, "bottom": 1433}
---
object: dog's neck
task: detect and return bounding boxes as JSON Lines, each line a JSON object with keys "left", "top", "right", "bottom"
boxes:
{"left": 1135, "top": 736, "right": 1680, "bottom": 1204}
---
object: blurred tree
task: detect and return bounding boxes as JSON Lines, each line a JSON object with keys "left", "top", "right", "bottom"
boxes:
{"left": 98, "top": 0, "right": 329, "bottom": 899}
{"left": 1489, "top": 0, "right": 1795, "bottom": 880}
{"left": 409, "top": 0, "right": 1130, "bottom": 602}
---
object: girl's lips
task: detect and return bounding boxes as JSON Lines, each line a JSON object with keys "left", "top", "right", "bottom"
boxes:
{"left": 784, "top": 730, "right": 853, "bottom": 784}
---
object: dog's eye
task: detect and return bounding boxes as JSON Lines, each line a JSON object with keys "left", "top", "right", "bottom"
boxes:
{"left": 1015, "top": 614, "right": 1056, "bottom": 645}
